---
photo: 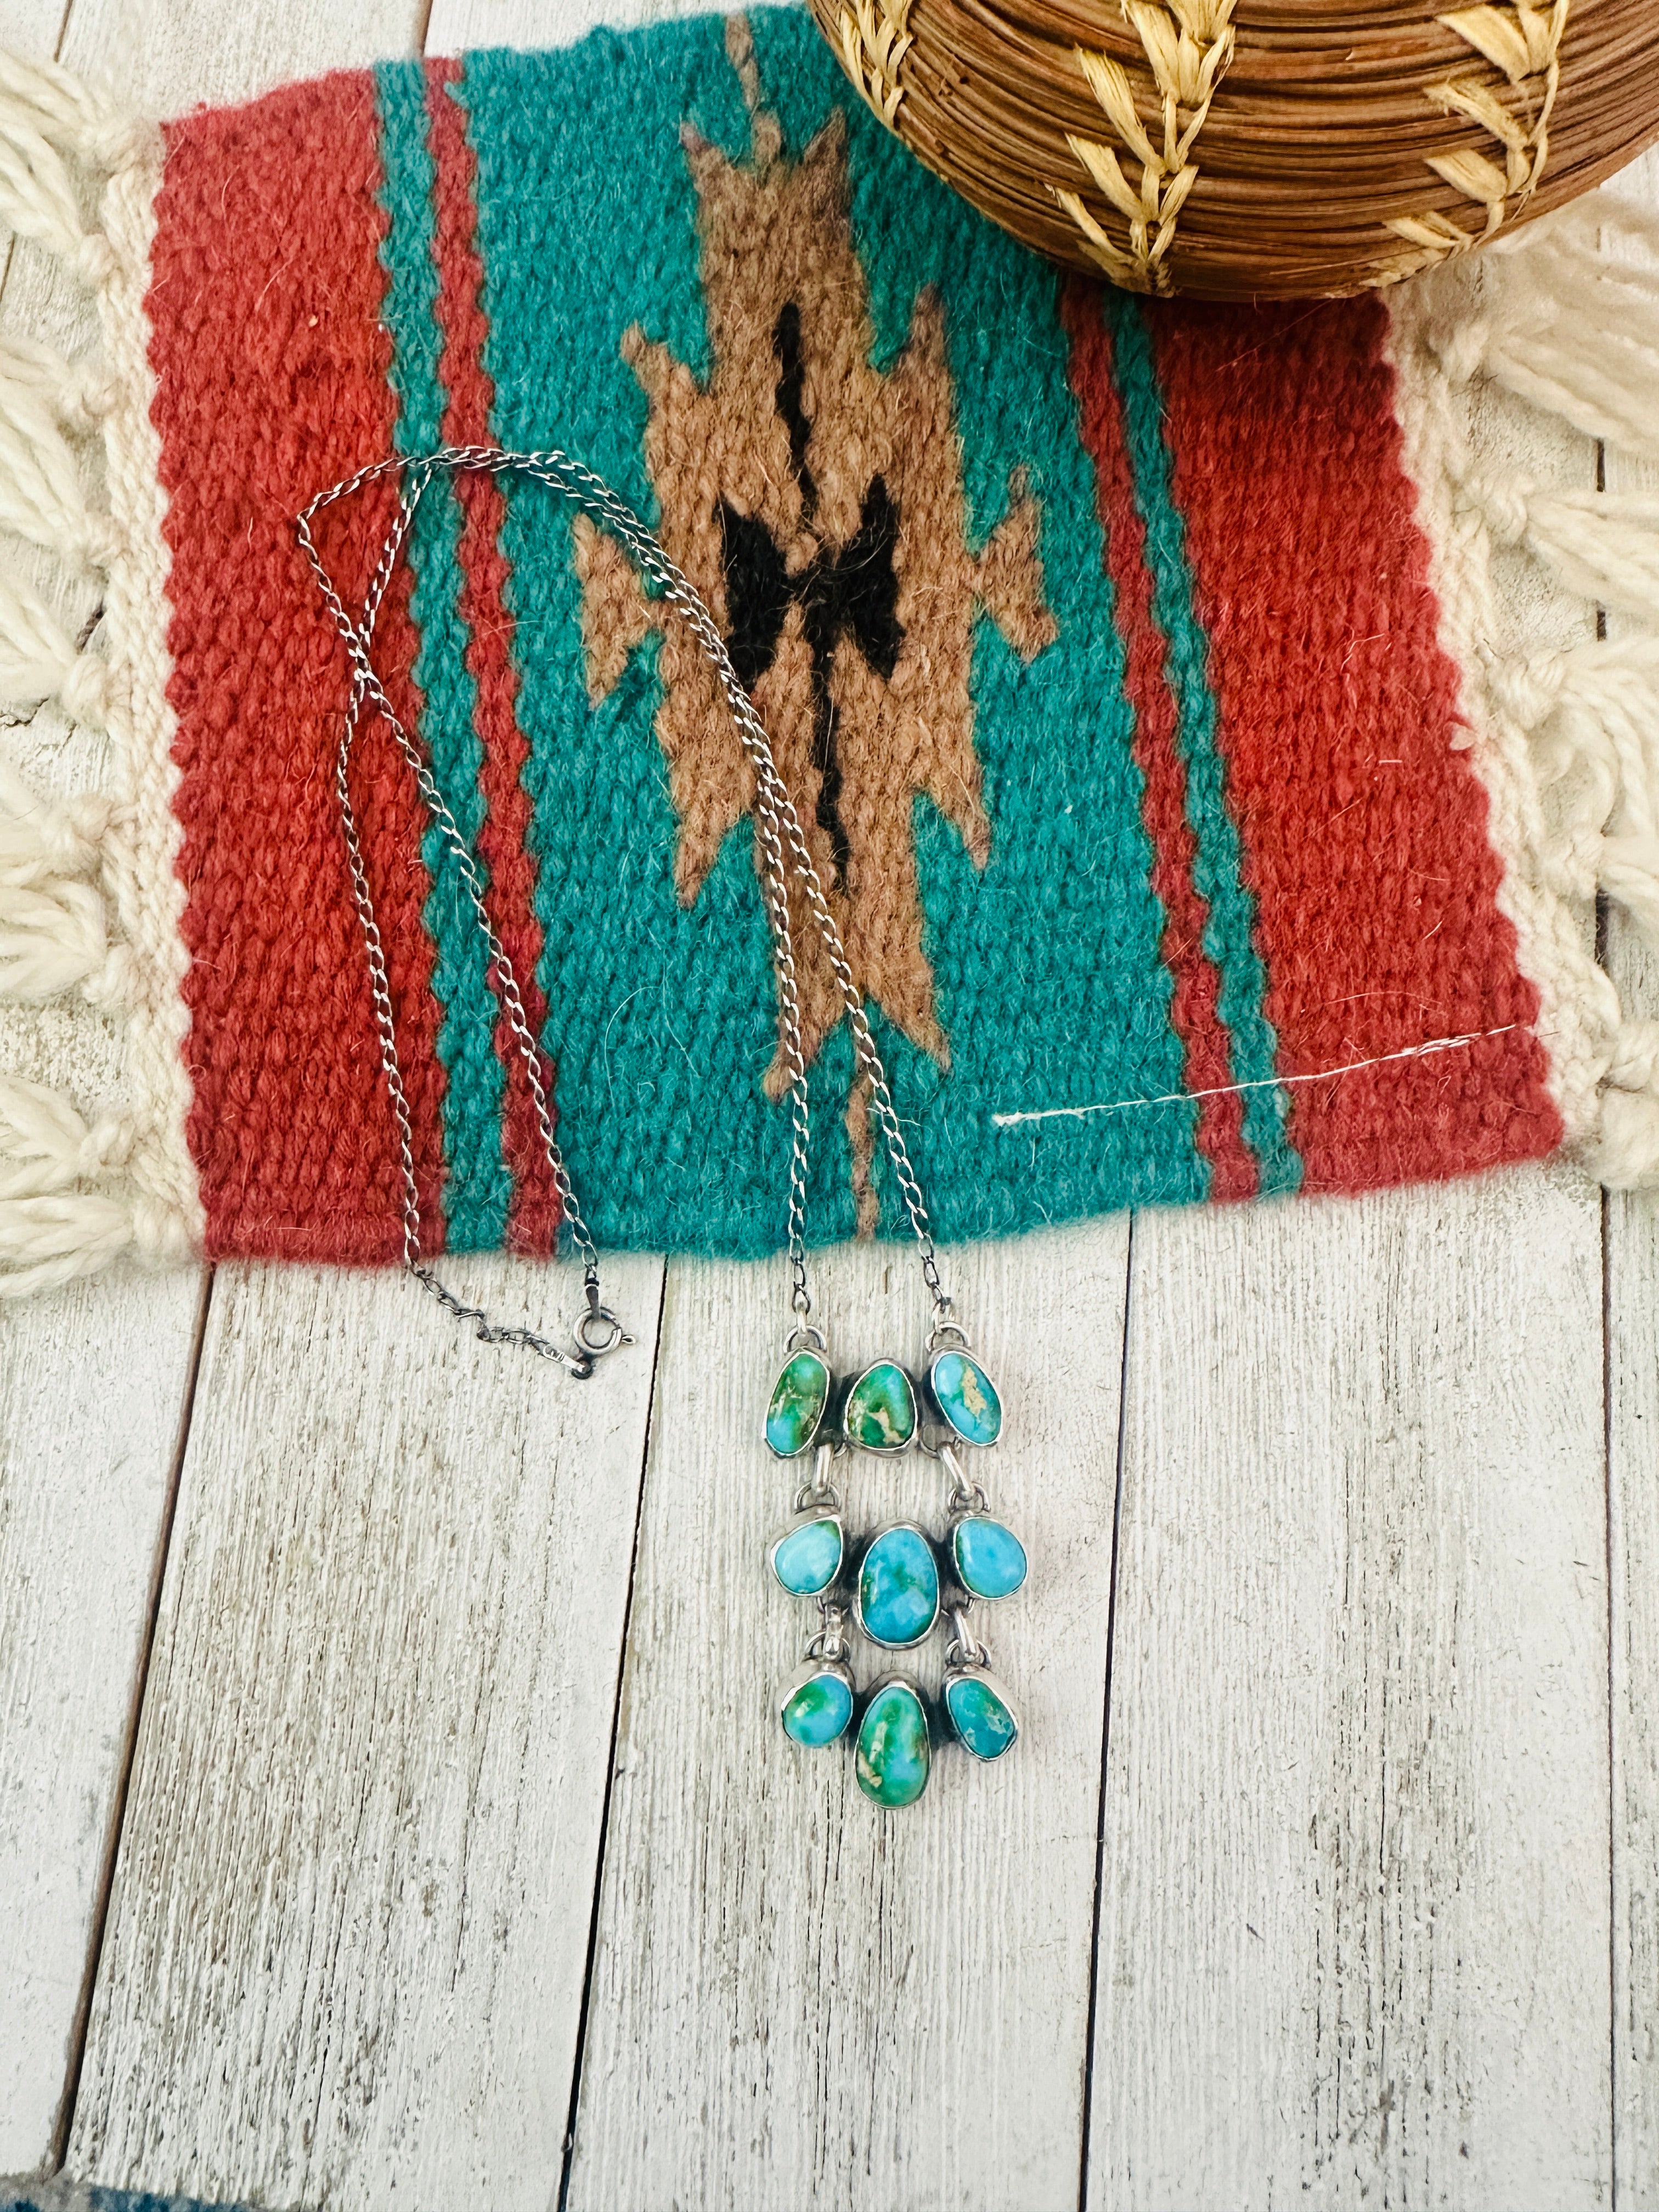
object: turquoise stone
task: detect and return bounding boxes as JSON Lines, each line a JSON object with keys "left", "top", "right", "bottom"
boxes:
{"left": 951, "top": 1514, "right": 1028, "bottom": 1600}
{"left": 782, "top": 1667, "right": 855, "bottom": 1748}
{"left": 843, "top": 1361, "right": 917, "bottom": 1453}
{"left": 855, "top": 1679, "right": 932, "bottom": 1807}
{"left": 769, "top": 1514, "right": 843, "bottom": 1598}
{"left": 765, "top": 1348, "right": 832, "bottom": 1457}
{"left": 930, "top": 1350, "right": 1002, "bottom": 1446}
{"left": 856, "top": 1524, "right": 940, "bottom": 1648}
{"left": 944, "top": 1672, "right": 1019, "bottom": 1762}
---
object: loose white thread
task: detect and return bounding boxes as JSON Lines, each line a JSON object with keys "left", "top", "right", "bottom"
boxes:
{"left": 991, "top": 1025, "right": 1519, "bottom": 1128}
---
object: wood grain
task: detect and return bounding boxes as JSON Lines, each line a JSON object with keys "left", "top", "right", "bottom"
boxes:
{"left": 65, "top": 1248, "right": 664, "bottom": 2202}
{"left": 1601, "top": 142, "right": 1659, "bottom": 2212}
{"left": 563, "top": 1225, "right": 1130, "bottom": 2212}
{"left": 1609, "top": 946, "right": 1659, "bottom": 2212}
{"left": 0, "top": 1268, "right": 205, "bottom": 2173}
{"left": 1089, "top": 1175, "right": 1611, "bottom": 2209}
{"left": 430, "top": 0, "right": 741, "bottom": 53}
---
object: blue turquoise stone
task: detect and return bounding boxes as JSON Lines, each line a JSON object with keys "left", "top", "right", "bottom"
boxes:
{"left": 765, "top": 1349, "right": 832, "bottom": 1457}
{"left": 855, "top": 1679, "right": 932, "bottom": 1807}
{"left": 930, "top": 1350, "right": 1002, "bottom": 1446}
{"left": 951, "top": 1515, "right": 1028, "bottom": 1600}
{"left": 769, "top": 1515, "right": 843, "bottom": 1598}
{"left": 944, "top": 1672, "right": 1018, "bottom": 1762}
{"left": 782, "top": 1667, "right": 855, "bottom": 1748}
{"left": 856, "top": 1525, "right": 940, "bottom": 1649}
{"left": 842, "top": 1361, "right": 917, "bottom": 1452}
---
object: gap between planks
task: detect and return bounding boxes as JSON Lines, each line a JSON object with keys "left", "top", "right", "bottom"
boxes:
{"left": 48, "top": 1267, "right": 213, "bottom": 2169}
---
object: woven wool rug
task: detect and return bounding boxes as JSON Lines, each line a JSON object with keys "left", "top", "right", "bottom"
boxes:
{"left": 1, "top": 8, "right": 1657, "bottom": 1287}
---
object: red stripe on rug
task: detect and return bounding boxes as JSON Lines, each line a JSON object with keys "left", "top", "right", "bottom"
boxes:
{"left": 426, "top": 60, "right": 561, "bottom": 1257}
{"left": 151, "top": 70, "right": 448, "bottom": 1261}
{"left": 1145, "top": 296, "right": 1564, "bottom": 1192}
{"left": 1062, "top": 279, "right": 1257, "bottom": 1200}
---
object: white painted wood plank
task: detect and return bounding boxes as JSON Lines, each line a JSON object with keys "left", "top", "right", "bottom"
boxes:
{"left": 1609, "top": 946, "right": 1659, "bottom": 2212}
{"left": 1600, "top": 142, "right": 1659, "bottom": 2212}
{"left": 430, "top": 0, "right": 740, "bottom": 55}
{"left": 0, "top": 1269, "right": 205, "bottom": 2174}
{"left": 563, "top": 1226, "right": 1128, "bottom": 2212}
{"left": 65, "top": 1246, "right": 664, "bottom": 2202}
{"left": 1090, "top": 1175, "right": 1609, "bottom": 2209}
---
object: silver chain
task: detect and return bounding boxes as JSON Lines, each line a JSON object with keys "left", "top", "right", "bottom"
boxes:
{"left": 297, "top": 443, "right": 955, "bottom": 1368}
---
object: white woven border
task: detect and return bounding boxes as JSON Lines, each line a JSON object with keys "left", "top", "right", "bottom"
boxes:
{"left": 98, "top": 123, "right": 204, "bottom": 1251}
{"left": 1385, "top": 266, "right": 1615, "bottom": 1152}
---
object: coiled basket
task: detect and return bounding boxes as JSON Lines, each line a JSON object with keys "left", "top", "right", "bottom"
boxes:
{"left": 806, "top": 0, "right": 1659, "bottom": 300}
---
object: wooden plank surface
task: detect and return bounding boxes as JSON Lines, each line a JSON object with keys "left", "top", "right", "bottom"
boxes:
{"left": 1603, "top": 145, "right": 1659, "bottom": 2212}
{"left": 65, "top": 1247, "right": 665, "bottom": 2202}
{"left": 563, "top": 1227, "right": 1129, "bottom": 2212}
{"left": 0, "top": 1267, "right": 205, "bottom": 2174}
{"left": 1089, "top": 1174, "right": 1610, "bottom": 2209}
{"left": 1610, "top": 945, "right": 1659, "bottom": 2212}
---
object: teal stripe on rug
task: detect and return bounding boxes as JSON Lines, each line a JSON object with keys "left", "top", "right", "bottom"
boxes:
{"left": 1105, "top": 290, "right": 1302, "bottom": 1197}
{"left": 374, "top": 60, "right": 511, "bottom": 1252}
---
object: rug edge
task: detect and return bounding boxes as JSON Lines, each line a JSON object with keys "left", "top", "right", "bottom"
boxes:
{"left": 1386, "top": 195, "right": 1659, "bottom": 1189}
{"left": 0, "top": 54, "right": 201, "bottom": 1295}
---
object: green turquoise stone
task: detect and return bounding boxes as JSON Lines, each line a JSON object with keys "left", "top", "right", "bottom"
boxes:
{"left": 855, "top": 1679, "right": 932, "bottom": 1807}
{"left": 769, "top": 1515, "right": 843, "bottom": 1598}
{"left": 782, "top": 1668, "right": 855, "bottom": 1748}
{"left": 951, "top": 1515, "right": 1028, "bottom": 1600}
{"left": 930, "top": 1350, "right": 1002, "bottom": 1446}
{"left": 944, "top": 1673, "right": 1018, "bottom": 1762}
{"left": 843, "top": 1361, "right": 917, "bottom": 1453}
{"left": 765, "top": 1349, "right": 832, "bottom": 1457}
{"left": 856, "top": 1524, "right": 940, "bottom": 1648}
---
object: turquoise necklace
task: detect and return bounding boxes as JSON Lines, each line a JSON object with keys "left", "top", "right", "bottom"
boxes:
{"left": 300, "top": 442, "right": 1029, "bottom": 1813}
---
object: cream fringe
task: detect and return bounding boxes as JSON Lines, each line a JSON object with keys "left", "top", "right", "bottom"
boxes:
{"left": 1389, "top": 188, "right": 1659, "bottom": 1189}
{"left": 0, "top": 54, "right": 1656, "bottom": 1298}
{"left": 0, "top": 48, "right": 198, "bottom": 1294}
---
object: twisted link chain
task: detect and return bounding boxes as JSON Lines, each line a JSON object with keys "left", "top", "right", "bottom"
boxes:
{"left": 296, "top": 443, "right": 955, "bottom": 1368}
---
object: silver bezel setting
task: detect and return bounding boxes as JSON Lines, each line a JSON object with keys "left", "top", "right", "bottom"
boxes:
{"left": 947, "top": 1510, "right": 1029, "bottom": 1601}
{"left": 854, "top": 1520, "right": 942, "bottom": 1649}
{"left": 764, "top": 1342, "right": 834, "bottom": 1460}
{"left": 778, "top": 1657, "right": 857, "bottom": 1749}
{"left": 925, "top": 1342, "right": 1002, "bottom": 1449}
{"left": 838, "top": 1358, "right": 920, "bottom": 1457}
{"left": 853, "top": 1674, "right": 934, "bottom": 1808}
{"left": 766, "top": 1505, "right": 845, "bottom": 1599}
{"left": 941, "top": 1663, "right": 1021, "bottom": 1763}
